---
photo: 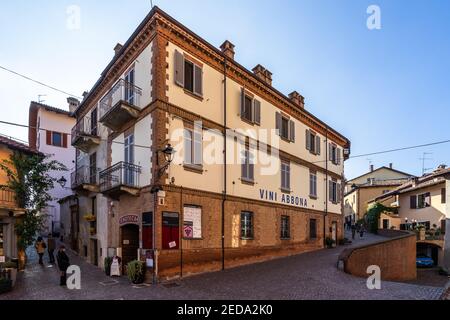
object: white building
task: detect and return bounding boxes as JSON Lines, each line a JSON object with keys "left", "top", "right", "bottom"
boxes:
{"left": 28, "top": 99, "right": 77, "bottom": 235}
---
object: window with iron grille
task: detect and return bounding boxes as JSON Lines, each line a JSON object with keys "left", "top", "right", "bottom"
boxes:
{"left": 281, "top": 216, "right": 290, "bottom": 239}
{"left": 240, "top": 211, "right": 254, "bottom": 239}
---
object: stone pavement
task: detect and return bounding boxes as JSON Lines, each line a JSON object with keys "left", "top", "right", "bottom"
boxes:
{"left": 2, "top": 232, "right": 447, "bottom": 300}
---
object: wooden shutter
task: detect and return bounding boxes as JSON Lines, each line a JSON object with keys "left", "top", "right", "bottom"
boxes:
{"left": 337, "top": 183, "right": 341, "bottom": 202}
{"left": 410, "top": 195, "right": 417, "bottom": 209}
{"left": 425, "top": 192, "right": 431, "bottom": 207}
{"left": 337, "top": 148, "right": 341, "bottom": 165}
{"left": 329, "top": 181, "right": 333, "bottom": 202}
{"left": 442, "top": 188, "right": 446, "bottom": 204}
{"left": 253, "top": 99, "right": 261, "bottom": 125}
{"left": 289, "top": 120, "right": 295, "bottom": 142}
{"left": 328, "top": 143, "right": 333, "bottom": 162}
{"left": 174, "top": 50, "right": 184, "bottom": 87}
{"left": 316, "top": 136, "right": 321, "bottom": 155}
{"left": 305, "top": 130, "right": 310, "bottom": 151}
{"left": 46, "top": 130, "right": 52, "bottom": 145}
{"left": 63, "top": 133, "right": 68, "bottom": 148}
{"left": 193, "top": 65, "right": 203, "bottom": 96}
{"left": 275, "top": 112, "right": 281, "bottom": 136}
{"left": 240, "top": 88, "right": 245, "bottom": 117}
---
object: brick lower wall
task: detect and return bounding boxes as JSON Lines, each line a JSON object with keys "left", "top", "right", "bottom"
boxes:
{"left": 342, "top": 230, "right": 416, "bottom": 281}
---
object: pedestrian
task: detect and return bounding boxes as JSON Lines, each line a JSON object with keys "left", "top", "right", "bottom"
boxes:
{"left": 351, "top": 223, "right": 356, "bottom": 240}
{"left": 35, "top": 236, "right": 47, "bottom": 265}
{"left": 56, "top": 245, "right": 70, "bottom": 286}
{"left": 359, "top": 225, "right": 365, "bottom": 239}
{"left": 47, "top": 233, "right": 56, "bottom": 264}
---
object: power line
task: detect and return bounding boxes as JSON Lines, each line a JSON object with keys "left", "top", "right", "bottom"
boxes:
{"left": 0, "top": 65, "right": 82, "bottom": 99}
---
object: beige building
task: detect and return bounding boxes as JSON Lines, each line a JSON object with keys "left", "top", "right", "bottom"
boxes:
{"left": 373, "top": 165, "right": 450, "bottom": 268}
{"left": 344, "top": 165, "right": 413, "bottom": 224}
{"left": 66, "top": 7, "right": 350, "bottom": 279}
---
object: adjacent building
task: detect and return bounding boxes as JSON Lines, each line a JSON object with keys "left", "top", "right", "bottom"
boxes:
{"left": 344, "top": 164, "right": 413, "bottom": 224}
{"left": 28, "top": 100, "right": 76, "bottom": 235}
{"left": 0, "top": 135, "right": 36, "bottom": 259}
{"left": 372, "top": 165, "right": 450, "bottom": 267}
{"left": 65, "top": 7, "right": 350, "bottom": 278}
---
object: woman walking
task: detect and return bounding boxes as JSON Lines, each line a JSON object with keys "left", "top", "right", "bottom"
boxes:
{"left": 35, "top": 237, "right": 46, "bottom": 265}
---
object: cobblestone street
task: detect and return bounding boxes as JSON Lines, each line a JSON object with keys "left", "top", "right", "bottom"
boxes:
{"left": 3, "top": 232, "right": 448, "bottom": 300}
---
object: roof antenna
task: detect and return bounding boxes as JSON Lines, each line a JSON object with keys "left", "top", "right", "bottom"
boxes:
{"left": 38, "top": 94, "right": 47, "bottom": 103}
{"left": 150, "top": 0, "right": 154, "bottom": 8}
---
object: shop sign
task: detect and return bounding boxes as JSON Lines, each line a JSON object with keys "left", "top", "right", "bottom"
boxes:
{"left": 119, "top": 215, "right": 139, "bottom": 225}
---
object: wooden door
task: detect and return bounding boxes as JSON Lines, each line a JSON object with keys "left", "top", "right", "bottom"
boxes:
{"left": 121, "top": 224, "right": 139, "bottom": 272}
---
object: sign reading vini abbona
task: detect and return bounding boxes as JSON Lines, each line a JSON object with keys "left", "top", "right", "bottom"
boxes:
{"left": 259, "top": 189, "right": 308, "bottom": 208}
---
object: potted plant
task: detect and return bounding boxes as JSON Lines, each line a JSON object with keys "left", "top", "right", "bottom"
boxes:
{"left": 126, "top": 260, "right": 146, "bottom": 284}
{"left": 325, "top": 237, "right": 336, "bottom": 248}
{"left": 0, "top": 277, "right": 12, "bottom": 294}
{"left": 1, "top": 261, "right": 18, "bottom": 287}
{"left": 104, "top": 257, "right": 113, "bottom": 276}
{"left": 83, "top": 214, "right": 96, "bottom": 222}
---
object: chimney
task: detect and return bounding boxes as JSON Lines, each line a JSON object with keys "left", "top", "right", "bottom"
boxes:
{"left": 252, "top": 64, "right": 272, "bottom": 86}
{"left": 220, "top": 40, "right": 235, "bottom": 60}
{"left": 288, "top": 91, "right": 305, "bottom": 109}
{"left": 114, "top": 43, "right": 123, "bottom": 56}
{"left": 389, "top": 163, "right": 393, "bottom": 169}
{"left": 82, "top": 91, "right": 89, "bottom": 101}
{"left": 370, "top": 165, "right": 374, "bottom": 172}
{"left": 67, "top": 97, "right": 80, "bottom": 113}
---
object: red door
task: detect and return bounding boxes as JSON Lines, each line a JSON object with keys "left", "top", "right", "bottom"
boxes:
{"left": 162, "top": 212, "right": 179, "bottom": 250}
{"left": 142, "top": 212, "right": 153, "bottom": 249}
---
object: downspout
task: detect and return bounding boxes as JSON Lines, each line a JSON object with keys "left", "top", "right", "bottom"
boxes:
{"left": 180, "top": 186, "right": 183, "bottom": 277}
{"left": 221, "top": 57, "right": 227, "bottom": 271}
{"left": 324, "top": 128, "right": 329, "bottom": 247}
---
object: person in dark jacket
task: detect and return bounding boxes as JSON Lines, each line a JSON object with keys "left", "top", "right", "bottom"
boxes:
{"left": 47, "top": 233, "right": 56, "bottom": 264}
{"left": 56, "top": 245, "right": 70, "bottom": 286}
{"left": 351, "top": 223, "right": 357, "bottom": 240}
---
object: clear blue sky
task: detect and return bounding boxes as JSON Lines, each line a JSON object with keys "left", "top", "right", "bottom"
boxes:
{"left": 0, "top": 0, "right": 449, "bottom": 179}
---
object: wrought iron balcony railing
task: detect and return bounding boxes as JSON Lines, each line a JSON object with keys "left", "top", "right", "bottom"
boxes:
{"left": 71, "top": 116, "right": 98, "bottom": 145}
{"left": 71, "top": 166, "right": 100, "bottom": 189}
{"left": 99, "top": 79, "right": 143, "bottom": 120}
{"left": 99, "top": 162, "right": 141, "bottom": 192}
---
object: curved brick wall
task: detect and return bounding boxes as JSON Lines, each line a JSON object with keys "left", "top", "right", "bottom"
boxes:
{"left": 340, "top": 230, "right": 416, "bottom": 281}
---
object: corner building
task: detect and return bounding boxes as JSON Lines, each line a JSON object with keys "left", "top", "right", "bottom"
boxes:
{"left": 70, "top": 7, "right": 350, "bottom": 279}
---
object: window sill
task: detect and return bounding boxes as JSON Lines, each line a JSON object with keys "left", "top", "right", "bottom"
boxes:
{"left": 182, "top": 237, "right": 204, "bottom": 241}
{"left": 280, "top": 238, "right": 291, "bottom": 241}
{"left": 183, "top": 164, "right": 204, "bottom": 174}
{"left": 280, "top": 188, "right": 292, "bottom": 194}
{"left": 183, "top": 89, "right": 203, "bottom": 101}
{"left": 309, "top": 195, "right": 318, "bottom": 200}
{"left": 240, "top": 117, "right": 257, "bottom": 126}
{"left": 240, "top": 178, "right": 255, "bottom": 186}
{"left": 280, "top": 136, "right": 292, "bottom": 143}
{"left": 240, "top": 237, "right": 254, "bottom": 241}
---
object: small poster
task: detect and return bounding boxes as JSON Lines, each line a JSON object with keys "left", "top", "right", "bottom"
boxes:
{"left": 169, "top": 241, "right": 177, "bottom": 248}
{"left": 110, "top": 257, "right": 121, "bottom": 277}
{"left": 183, "top": 206, "right": 202, "bottom": 239}
{"left": 0, "top": 256, "right": 5, "bottom": 263}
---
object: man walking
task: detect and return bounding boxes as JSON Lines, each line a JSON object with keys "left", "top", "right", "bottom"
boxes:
{"left": 56, "top": 245, "right": 70, "bottom": 286}
{"left": 351, "top": 223, "right": 356, "bottom": 240}
{"left": 47, "top": 233, "right": 56, "bottom": 264}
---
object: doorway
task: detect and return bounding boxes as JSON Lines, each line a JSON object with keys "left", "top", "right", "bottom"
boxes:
{"left": 121, "top": 224, "right": 139, "bottom": 272}
{"left": 331, "top": 221, "right": 337, "bottom": 246}
{"left": 162, "top": 212, "right": 179, "bottom": 250}
{"left": 70, "top": 205, "right": 79, "bottom": 253}
{"left": 90, "top": 239, "right": 98, "bottom": 266}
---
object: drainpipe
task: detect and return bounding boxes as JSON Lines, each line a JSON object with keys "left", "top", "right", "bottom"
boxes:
{"left": 221, "top": 57, "right": 227, "bottom": 270}
{"left": 180, "top": 186, "right": 183, "bottom": 277}
{"left": 324, "top": 128, "right": 329, "bottom": 247}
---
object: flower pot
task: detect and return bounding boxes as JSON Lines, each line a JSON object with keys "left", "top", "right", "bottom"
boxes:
{"left": 132, "top": 273, "right": 145, "bottom": 284}
{"left": 5, "top": 268, "right": 17, "bottom": 287}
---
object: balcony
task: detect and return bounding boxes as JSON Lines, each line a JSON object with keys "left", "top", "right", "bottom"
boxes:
{"left": 99, "top": 162, "right": 141, "bottom": 199}
{"left": 71, "top": 166, "right": 100, "bottom": 193}
{"left": 71, "top": 117, "right": 101, "bottom": 153}
{"left": 99, "top": 79, "right": 143, "bottom": 131}
{"left": 0, "top": 186, "right": 24, "bottom": 215}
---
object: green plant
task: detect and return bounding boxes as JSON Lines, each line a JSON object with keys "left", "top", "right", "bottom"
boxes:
{"left": 1, "top": 262, "right": 17, "bottom": 269}
{"left": 365, "top": 203, "right": 397, "bottom": 234}
{"left": 126, "top": 260, "right": 146, "bottom": 284}
{"left": 325, "top": 237, "right": 336, "bottom": 248}
{"left": 104, "top": 257, "right": 113, "bottom": 276}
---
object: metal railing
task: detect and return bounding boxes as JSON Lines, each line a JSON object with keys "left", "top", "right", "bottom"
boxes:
{"left": 71, "top": 166, "right": 100, "bottom": 188}
{"left": 99, "top": 162, "right": 141, "bottom": 192}
{"left": 0, "top": 186, "right": 18, "bottom": 208}
{"left": 99, "top": 79, "right": 143, "bottom": 120}
{"left": 71, "top": 116, "right": 98, "bottom": 144}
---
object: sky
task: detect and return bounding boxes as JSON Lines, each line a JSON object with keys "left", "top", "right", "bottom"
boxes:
{"left": 0, "top": 0, "right": 449, "bottom": 180}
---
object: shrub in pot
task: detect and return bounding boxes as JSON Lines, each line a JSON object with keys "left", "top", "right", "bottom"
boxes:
{"left": 0, "top": 277, "right": 12, "bottom": 294}
{"left": 1, "top": 262, "right": 18, "bottom": 287}
{"left": 104, "top": 257, "right": 113, "bottom": 276}
{"left": 126, "top": 260, "right": 146, "bottom": 284}
{"left": 325, "top": 237, "right": 336, "bottom": 248}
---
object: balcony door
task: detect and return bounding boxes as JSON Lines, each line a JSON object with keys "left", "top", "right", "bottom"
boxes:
{"left": 89, "top": 153, "right": 97, "bottom": 185}
{"left": 124, "top": 134, "right": 135, "bottom": 185}
{"left": 90, "top": 108, "right": 98, "bottom": 136}
{"left": 124, "top": 69, "right": 135, "bottom": 105}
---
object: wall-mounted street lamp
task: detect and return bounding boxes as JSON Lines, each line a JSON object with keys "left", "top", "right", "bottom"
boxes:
{"left": 57, "top": 176, "right": 68, "bottom": 188}
{"left": 156, "top": 144, "right": 175, "bottom": 179}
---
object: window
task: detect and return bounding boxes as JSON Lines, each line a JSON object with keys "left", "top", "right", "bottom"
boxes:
{"left": 240, "top": 89, "right": 261, "bottom": 125}
{"left": 442, "top": 188, "right": 446, "bottom": 204}
{"left": 329, "top": 180, "right": 341, "bottom": 203}
{"left": 276, "top": 112, "right": 295, "bottom": 142}
{"left": 241, "top": 211, "right": 254, "bottom": 239}
{"left": 162, "top": 212, "right": 179, "bottom": 250}
{"left": 90, "top": 108, "right": 98, "bottom": 136}
{"left": 306, "top": 130, "right": 321, "bottom": 155}
{"left": 281, "top": 161, "right": 291, "bottom": 191}
{"left": 410, "top": 195, "right": 417, "bottom": 209}
{"left": 329, "top": 143, "right": 341, "bottom": 165}
{"left": 124, "top": 68, "right": 135, "bottom": 105}
{"left": 309, "top": 219, "right": 317, "bottom": 239}
{"left": 281, "top": 216, "right": 290, "bottom": 239}
{"left": 417, "top": 192, "right": 431, "bottom": 209}
{"left": 89, "top": 153, "right": 97, "bottom": 184}
{"left": 184, "top": 127, "right": 202, "bottom": 166}
{"left": 241, "top": 148, "right": 254, "bottom": 182}
{"left": 175, "top": 50, "right": 203, "bottom": 96}
{"left": 46, "top": 130, "right": 67, "bottom": 148}
{"left": 309, "top": 171, "right": 317, "bottom": 198}
{"left": 183, "top": 206, "right": 202, "bottom": 239}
